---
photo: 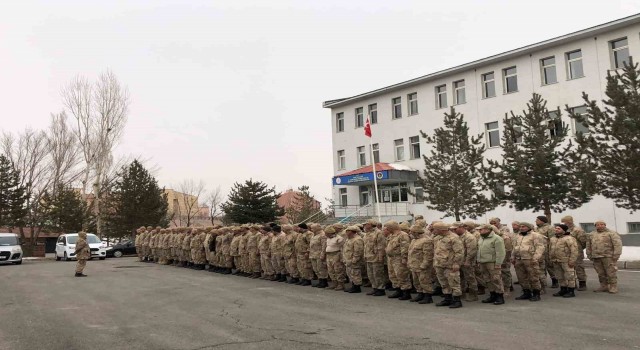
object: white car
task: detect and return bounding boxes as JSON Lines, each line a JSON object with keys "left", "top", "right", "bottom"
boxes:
{"left": 55, "top": 233, "right": 107, "bottom": 261}
{"left": 0, "top": 233, "right": 23, "bottom": 265}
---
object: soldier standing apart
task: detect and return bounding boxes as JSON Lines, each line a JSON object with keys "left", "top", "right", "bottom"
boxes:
{"left": 363, "top": 219, "right": 387, "bottom": 296}
{"left": 407, "top": 225, "right": 434, "bottom": 304}
{"left": 536, "top": 216, "right": 557, "bottom": 289}
{"left": 433, "top": 222, "right": 464, "bottom": 308}
{"left": 477, "top": 224, "right": 506, "bottom": 305}
{"left": 324, "top": 226, "right": 346, "bottom": 290}
{"left": 512, "top": 222, "right": 545, "bottom": 301}
{"left": 453, "top": 222, "right": 478, "bottom": 302}
{"left": 550, "top": 224, "right": 579, "bottom": 298}
{"left": 586, "top": 220, "right": 623, "bottom": 294}
{"left": 74, "top": 232, "right": 90, "bottom": 277}
{"left": 309, "top": 224, "right": 329, "bottom": 288}
{"left": 561, "top": 216, "right": 588, "bottom": 291}
{"left": 384, "top": 221, "right": 412, "bottom": 300}
{"left": 343, "top": 226, "right": 365, "bottom": 293}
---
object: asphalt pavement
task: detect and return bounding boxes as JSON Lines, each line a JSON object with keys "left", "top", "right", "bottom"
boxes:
{"left": 1, "top": 257, "right": 639, "bottom": 350}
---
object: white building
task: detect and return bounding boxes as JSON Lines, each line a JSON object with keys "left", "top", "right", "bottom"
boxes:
{"left": 323, "top": 14, "right": 640, "bottom": 242}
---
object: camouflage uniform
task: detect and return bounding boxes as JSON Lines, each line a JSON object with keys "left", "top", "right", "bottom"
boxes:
{"left": 550, "top": 232, "right": 579, "bottom": 289}
{"left": 342, "top": 226, "right": 364, "bottom": 288}
{"left": 364, "top": 223, "right": 387, "bottom": 292}
{"left": 456, "top": 224, "right": 478, "bottom": 301}
{"left": 258, "top": 229, "right": 274, "bottom": 278}
{"left": 230, "top": 229, "right": 242, "bottom": 272}
{"left": 238, "top": 229, "right": 249, "bottom": 274}
{"left": 309, "top": 224, "right": 328, "bottom": 282}
{"left": 433, "top": 222, "right": 464, "bottom": 307}
{"left": 562, "top": 216, "right": 588, "bottom": 289}
{"left": 385, "top": 222, "right": 412, "bottom": 293}
{"left": 295, "top": 226, "right": 314, "bottom": 283}
{"left": 74, "top": 232, "right": 91, "bottom": 276}
{"left": 513, "top": 222, "right": 545, "bottom": 300}
{"left": 477, "top": 225, "right": 506, "bottom": 302}
{"left": 270, "top": 230, "right": 286, "bottom": 277}
{"left": 247, "top": 227, "right": 262, "bottom": 277}
{"left": 324, "top": 226, "right": 346, "bottom": 290}
{"left": 586, "top": 223, "right": 622, "bottom": 293}
{"left": 222, "top": 229, "right": 234, "bottom": 271}
{"left": 536, "top": 221, "right": 556, "bottom": 284}
{"left": 407, "top": 226, "right": 434, "bottom": 301}
{"left": 282, "top": 225, "right": 300, "bottom": 280}
{"left": 135, "top": 227, "right": 145, "bottom": 261}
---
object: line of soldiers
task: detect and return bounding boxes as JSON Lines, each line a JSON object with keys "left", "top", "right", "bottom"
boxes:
{"left": 134, "top": 214, "right": 623, "bottom": 309}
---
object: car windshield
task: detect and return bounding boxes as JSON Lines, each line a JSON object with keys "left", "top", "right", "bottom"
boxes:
{"left": 0, "top": 236, "right": 19, "bottom": 246}
{"left": 66, "top": 235, "right": 101, "bottom": 244}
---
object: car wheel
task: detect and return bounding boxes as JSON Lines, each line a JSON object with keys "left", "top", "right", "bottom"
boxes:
{"left": 64, "top": 252, "right": 68, "bottom": 261}
{"left": 13, "top": 259, "right": 22, "bottom": 265}
{"left": 99, "top": 257, "right": 106, "bottom": 260}
{"left": 56, "top": 253, "right": 61, "bottom": 261}
{"left": 113, "top": 250, "right": 123, "bottom": 258}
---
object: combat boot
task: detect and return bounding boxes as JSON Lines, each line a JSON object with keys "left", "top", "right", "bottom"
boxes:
{"left": 418, "top": 293, "right": 433, "bottom": 304}
{"left": 553, "top": 287, "right": 567, "bottom": 297}
{"left": 594, "top": 283, "right": 609, "bottom": 292}
{"left": 288, "top": 277, "right": 300, "bottom": 284}
{"left": 477, "top": 285, "right": 486, "bottom": 295}
{"left": 388, "top": 288, "right": 402, "bottom": 299}
{"left": 410, "top": 292, "right": 425, "bottom": 302}
{"left": 348, "top": 285, "right": 361, "bottom": 293}
{"left": 373, "top": 289, "right": 386, "bottom": 296}
{"left": 319, "top": 278, "right": 329, "bottom": 288}
{"left": 366, "top": 288, "right": 377, "bottom": 295}
{"left": 449, "top": 295, "right": 463, "bottom": 309}
{"left": 300, "top": 279, "right": 312, "bottom": 286}
{"left": 577, "top": 280, "right": 587, "bottom": 291}
{"left": 515, "top": 289, "right": 532, "bottom": 300}
{"left": 551, "top": 278, "right": 559, "bottom": 288}
{"left": 385, "top": 282, "right": 394, "bottom": 290}
{"left": 493, "top": 293, "right": 505, "bottom": 305}
{"left": 436, "top": 294, "right": 452, "bottom": 307}
{"left": 295, "top": 278, "right": 305, "bottom": 285}
{"left": 432, "top": 286, "right": 443, "bottom": 296}
{"left": 608, "top": 283, "right": 618, "bottom": 294}
{"left": 482, "top": 292, "right": 497, "bottom": 304}
{"left": 74, "top": 272, "right": 87, "bottom": 277}
{"left": 529, "top": 289, "right": 541, "bottom": 302}
{"left": 278, "top": 274, "right": 288, "bottom": 282}
{"left": 398, "top": 290, "right": 412, "bottom": 300}
{"left": 465, "top": 290, "right": 478, "bottom": 302}
{"left": 563, "top": 288, "right": 576, "bottom": 298}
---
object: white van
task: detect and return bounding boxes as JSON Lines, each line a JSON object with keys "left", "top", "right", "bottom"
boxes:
{"left": 55, "top": 233, "right": 106, "bottom": 261}
{"left": 0, "top": 233, "right": 23, "bottom": 265}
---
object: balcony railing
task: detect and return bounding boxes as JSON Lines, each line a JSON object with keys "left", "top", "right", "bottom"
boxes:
{"left": 331, "top": 202, "right": 410, "bottom": 218}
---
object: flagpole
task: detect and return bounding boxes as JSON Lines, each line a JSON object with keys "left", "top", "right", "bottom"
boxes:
{"left": 366, "top": 116, "right": 382, "bottom": 224}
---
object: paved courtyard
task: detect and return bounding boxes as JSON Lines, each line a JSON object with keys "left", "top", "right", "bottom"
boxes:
{"left": 1, "top": 257, "right": 639, "bottom": 350}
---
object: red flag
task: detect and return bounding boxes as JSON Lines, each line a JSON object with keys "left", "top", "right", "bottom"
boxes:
{"left": 364, "top": 117, "right": 372, "bottom": 137}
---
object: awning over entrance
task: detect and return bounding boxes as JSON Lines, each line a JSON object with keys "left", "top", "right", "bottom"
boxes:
{"left": 332, "top": 162, "right": 419, "bottom": 186}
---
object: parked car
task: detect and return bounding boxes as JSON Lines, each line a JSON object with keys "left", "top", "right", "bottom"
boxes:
{"left": 106, "top": 240, "right": 137, "bottom": 258}
{"left": 0, "top": 233, "right": 23, "bottom": 265}
{"left": 55, "top": 233, "right": 106, "bottom": 261}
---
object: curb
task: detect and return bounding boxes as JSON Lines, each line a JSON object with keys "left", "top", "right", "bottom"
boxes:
{"left": 584, "top": 259, "right": 640, "bottom": 270}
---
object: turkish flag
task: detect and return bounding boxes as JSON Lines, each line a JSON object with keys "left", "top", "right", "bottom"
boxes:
{"left": 364, "top": 117, "right": 372, "bottom": 137}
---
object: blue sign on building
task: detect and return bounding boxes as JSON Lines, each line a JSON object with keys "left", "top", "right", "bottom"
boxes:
{"left": 332, "top": 171, "right": 389, "bottom": 186}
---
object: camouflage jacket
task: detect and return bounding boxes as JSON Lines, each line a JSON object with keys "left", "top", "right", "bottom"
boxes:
{"left": 407, "top": 234, "right": 434, "bottom": 271}
{"left": 434, "top": 232, "right": 464, "bottom": 268}
{"left": 270, "top": 233, "right": 284, "bottom": 255}
{"left": 459, "top": 231, "right": 478, "bottom": 266}
{"left": 295, "top": 230, "right": 312, "bottom": 256}
{"left": 282, "top": 231, "right": 299, "bottom": 258}
{"left": 363, "top": 229, "right": 386, "bottom": 263}
{"left": 385, "top": 231, "right": 410, "bottom": 259}
{"left": 550, "top": 234, "right": 579, "bottom": 263}
{"left": 569, "top": 225, "right": 587, "bottom": 252}
{"left": 258, "top": 234, "right": 271, "bottom": 255}
{"left": 230, "top": 235, "right": 241, "bottom": 256}
{"left": 342, "top": 235, "right": 364, "bottom": 266}
{"left": 586, "top": 229, "right": 622, "bottom": 260}
{"left": 246, "top": 231, "right": 260, "bottom": 254}
{"left": 513, "top": 232, "right": 545, "bottom": 261}
{"left": 309, "top": 232, "right": 326, "bottom": 260}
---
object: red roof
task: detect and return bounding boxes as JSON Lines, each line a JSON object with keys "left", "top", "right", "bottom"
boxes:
{"left": 336, "top": 163, "right": 396, "bottom": 177}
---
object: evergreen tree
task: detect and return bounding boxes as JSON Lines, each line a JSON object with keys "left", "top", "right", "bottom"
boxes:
{"left": 105, "top": 160, "right": 169, "bottom": 238}
{"left": 42, "top": 184, "right": 86, "bottom": 232}
{"left": 568, "top": 58, "right": 640, "bottom": 211}
{"left": 419, "top": 107, "right": 496, "bottom": 221}
{"left": 488, "top": 93, "right": 595, "bottom": 222}
{"left": 0, "top": 155, "right": 27, "bottom": 229}
{"left": 284, "top": 185, "right": 321, "bottom": 224}
{"left": 221, "top": 179, "right": 283, "bottom": 224}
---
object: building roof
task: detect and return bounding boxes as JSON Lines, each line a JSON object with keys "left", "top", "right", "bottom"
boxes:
{"left": 322, "top": 13, "right": 640, "bottom": 109}
{"left": 336, "top": 162, "right": 415, "bottom": 177}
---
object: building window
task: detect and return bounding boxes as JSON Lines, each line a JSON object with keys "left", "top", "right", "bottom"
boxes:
{"left": 628, "top": 222, "right": 640, "bottom": 233}
{"left": 413, "top": 187, "right": 424, "bottom": 203}
{"left": 510, "top": 125, "right": 523, "bottom": 144}
{"left": 337, "top": 150, "right": 346, "bottom": 170}
{"left": 482, "top": 72, "right": 496, "bottom": 98}
{"left": 357, "top": 146, "right": 366, "bottom": 167}
{"left": 336, "top": 113, "right": 344, "bottom": 133}
{"left": 355, "top": 107, "right": 364, "bottom": 128}
{"left": 409, "top": 136, "right": 420, "bottom": 159}
{"left": 394, "top": 139, "right": 404, "bottom": 161}
{"left": 359, "top": 186, "right": 370, "bottom": 206}
{"left": 368, "top": 103, "right": 378, "bottom": 124}
{"left": 570, "top": 106, "right": 589, "bottom": 135}
{"left": 392, "top": 97, "right": 402, "bottom": 119}
{"left": 371, "top": 143, "right": 380, "bottom": 163}
{"left": 611, "top": 38, "right": 630, "bottom": 69}
{"left": 503, "top": 66, "right": 518, "bottom": 93}
{"left": 435, "top": 85, "right": 447, "bottom": 109}
{"left": 580, "top": 222, "right": 595, "bottom": 233}
{"left": 339, "top": 188, "right": 348, "bottom": 207}
{"left": 486, "top": 121, "right": 500, "bottom": 148}
{"left": 453, "top": 80, "right": 466, "bottom": 105}
{"left": 377, "top": 184, "right": 409, "bottom": 203}
{"left": 566, "top": 50, "right": 584, "bottom": 79}
{"left": 540, "top": 56, "right": 557, "bottom": 85}
{"left": 547, "top": 110, "right": 562, "bottom": 138}
{"left": 408, "top": 92, "right": 418, "bottom": 115}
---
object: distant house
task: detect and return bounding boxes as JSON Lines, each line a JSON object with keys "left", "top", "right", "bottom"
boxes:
{"left": 278, "top": 189, "right": 321, "bottom": 224}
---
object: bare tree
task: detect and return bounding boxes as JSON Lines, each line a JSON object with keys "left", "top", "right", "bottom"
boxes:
{"left": 205, "top": 186, "right": 223, "bottom": 226}
{"left": 170, "top": 179, "right": 205, "bottom": 227}
{"left": 61, "top": 70, "right": 130, "bottom": 237}
{"left": 47, "top": 111, "right": 82, "bottom": 190}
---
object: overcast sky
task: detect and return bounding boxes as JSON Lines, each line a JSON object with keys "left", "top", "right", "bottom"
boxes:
{"left": 1, "top": 0, "right": 639, "bottom": 205}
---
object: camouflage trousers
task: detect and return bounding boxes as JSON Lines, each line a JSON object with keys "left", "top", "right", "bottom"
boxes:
{"left": 137, "top": 247, "right": 144, "bottom": 261}
{"left": 553, "top": 261, "right": 576, "bottom": 288}
{"left": 250, "top": 253, "right": 261, "bottom": 273}
{"left": 410, "top": 267, "right": 434, "bottom": 293}
{"left": 538, "top": 258, "right": 547, "bottom": 289}
{"left": 460, "top": 265, "right": 478, "bottom": 293}
{"left": 575, "top": 254, "right": 587, "bottom": 282}
{"left": 345, "top": 262, "right": 363, "bottom": 286}
{"left": 260, "top": 254, "right": 274, "bottom": 276}
{"left": 224, "top": 255, "right": 233, "bottom": 268}
{"left": 435, "top": 266, "right": 462, "bottom": 296}
{"left": 271, "top": 254, "right": 286, "bottom": 274}
{"left": 183, "top": 249, "right": 191, "bottom": 262}
{"left": 285, "top": 255, "right": 299, "bottom": 278}
{"left": 233, "top": 256, "right": 242, "bottom": 270}
{"left": 297, "top": 254, "right": 313, "bottom": 280}
{"left": 388, "top": 257, "right": 411, "bottom": 290}
{"left": 326, "top": 252, "right": 345, "bottom": 283}
{"left": 311, "top": 258, "right": 328, "bottom": 279}
{"left": 241, "top": 254, "right": 249, "bottom": 272}
{"left": 76, "top": 258, "right": 87, "bottom": 273}
{"left": 592, "top": 257, "right": 617, "bottom": 285}
{"left": 192, "top": 249, "right": 207, "bottom": 265}
{"left": 366, "top": 262, "right": 386, "bottom": 290}
{"left": 205, "top": 250, "right": 215, "bottom": 265}
{"left": 501, "top": 251, "right": 513, "bottom": 290}
{"left": 514, "top": 259, "right": 541, "bottom": 290}
{"left": 474, "top": 264, "right": 486, "bottom": 287}
{"left": 545, "top": 251, "right": 556, "bottom": 279}
{"left": 479, "top": 262, "right": 504, "bottom": 294}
